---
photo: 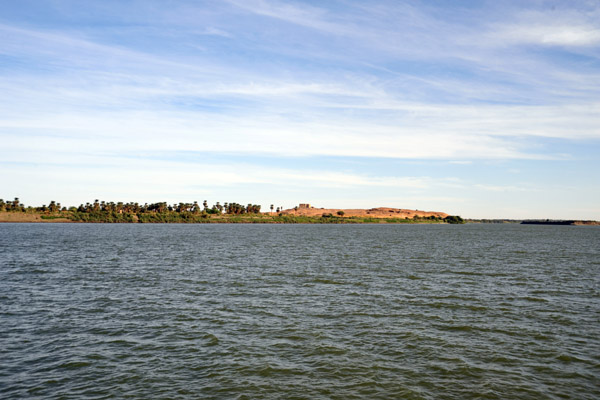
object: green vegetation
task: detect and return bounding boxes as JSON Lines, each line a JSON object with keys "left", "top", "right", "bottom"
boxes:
{"left": 40, "top": 215, "right": 69, "bottom": 220}
{"left": 69, "top": 211, "right": 138, "bottom": 223}
{"left": 1, "top": 197, "right": 465, "bottom": 224}
{"left": 443, "top": 215, "right": 465, "bottom": 224}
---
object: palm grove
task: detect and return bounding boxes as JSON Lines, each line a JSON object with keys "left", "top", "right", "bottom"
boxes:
{"left": 0, "top": 198, "right": 264, "bottom": 222}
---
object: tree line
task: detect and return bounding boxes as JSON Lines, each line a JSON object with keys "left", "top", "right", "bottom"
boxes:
{"left": 0, "top": 197, "right": 262, "bottom": 215}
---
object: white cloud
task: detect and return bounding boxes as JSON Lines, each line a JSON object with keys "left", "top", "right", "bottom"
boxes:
{"left": 488, "top": 6, "right": 600, "bottom": 48}
{"left": 475, "top": 184, "right": 532, "bottom": 192}
{"left": 223, "top": 0, "right": 347, "bottom": 35}
{"left": 449, "top": 161, "right": 472, "bottom": 165}
{"left": 0, "top": 152, "right": 447, "bottom": 206}
{"left": 496, "top": 23, "right": 600, "bottom": 47}
{"left": 2, "top": 94, "right": 599, "bottom": 161}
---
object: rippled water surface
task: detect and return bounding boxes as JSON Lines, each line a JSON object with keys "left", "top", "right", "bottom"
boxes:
{"left": 1, "top": 223, "right": 599, "bottom": 399}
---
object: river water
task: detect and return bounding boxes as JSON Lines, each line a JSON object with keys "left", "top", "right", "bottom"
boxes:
{"left": 1, "top": 223, "right": 598, "bottom": 399}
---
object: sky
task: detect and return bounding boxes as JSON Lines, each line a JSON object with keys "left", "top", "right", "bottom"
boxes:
{"left": 1, "top": 0, "right": 599, "bottom": 219}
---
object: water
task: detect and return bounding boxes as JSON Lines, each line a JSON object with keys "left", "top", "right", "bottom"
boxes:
{"left": 1, "top": 223, "right": 599, "bottom": 399}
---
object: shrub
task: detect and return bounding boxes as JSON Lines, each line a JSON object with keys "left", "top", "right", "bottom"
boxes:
{"left": 444, "top": 215, "right": 465, "bottom": 224}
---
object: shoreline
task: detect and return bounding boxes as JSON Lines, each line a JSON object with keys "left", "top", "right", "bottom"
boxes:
{"left": 0, "top": 211, "right": 463, "bottom": 224}
{"left": 1, "top": 212, "right": 598, "bottom": 225}
{"left": 2, "top": 210, "right": 596, "bottom": 225}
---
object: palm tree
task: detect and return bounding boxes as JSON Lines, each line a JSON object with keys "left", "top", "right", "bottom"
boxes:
{"left": 270, "top": 204, "right": 274, "bottom": 214}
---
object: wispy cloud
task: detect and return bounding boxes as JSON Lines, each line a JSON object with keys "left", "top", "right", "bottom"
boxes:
{"left": 223, "top": 0, "right": 348, "bottom": 35}
{"left": 1, "top": 152, "right": 447, "bottom": 206}
{"left": 502, "top": 24, "right": 600, "bottom": 47}
{"left": 488, "top": 6, "right": 600, "bottom": 48}
{"left": 475, "top": 184, "right": 533, "bottom": 193}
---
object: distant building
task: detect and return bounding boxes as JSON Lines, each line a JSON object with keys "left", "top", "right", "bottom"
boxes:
{"left": 298, "top": 203, "right": 311, "bottom": 209}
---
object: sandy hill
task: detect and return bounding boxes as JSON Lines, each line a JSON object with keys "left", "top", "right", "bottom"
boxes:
{"left": 280, "top": 205, "right": 448, "bottom": 219}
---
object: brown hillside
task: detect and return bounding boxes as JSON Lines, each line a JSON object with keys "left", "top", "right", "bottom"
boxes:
{"left": 280, "top": 205, "right": 449, "bottom": 219}
{"left": 0, "top": 212, "right": 72, "bottom": 223}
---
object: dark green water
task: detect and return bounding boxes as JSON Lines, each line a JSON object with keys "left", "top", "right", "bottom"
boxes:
{"left": 1, "top": 223, "right": 599, "bottom": 399}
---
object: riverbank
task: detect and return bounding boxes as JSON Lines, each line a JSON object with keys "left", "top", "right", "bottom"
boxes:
{"left": 0, "top": 212, "right": 73, "bottom": 223}
{"left": 3, "top": 212, "right": 597, "bottom": 225}
{"left": 521, "top": 220, "right": 600, "bottom": 226}
{"left": 0, "top": 211, "right": 464, "bottom": 224}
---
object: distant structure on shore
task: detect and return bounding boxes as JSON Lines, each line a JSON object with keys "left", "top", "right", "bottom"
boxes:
{"left": 298, "top": 203, "right": 312, "bottom": 209}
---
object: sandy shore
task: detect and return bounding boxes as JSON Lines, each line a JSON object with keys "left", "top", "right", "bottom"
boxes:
{"left": 0, "top": 212, "right": 72, "bottom": 223}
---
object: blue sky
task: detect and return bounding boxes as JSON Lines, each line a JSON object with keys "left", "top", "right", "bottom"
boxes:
{"left": 1, "top": 0, "right": 599, "bottom": 219}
